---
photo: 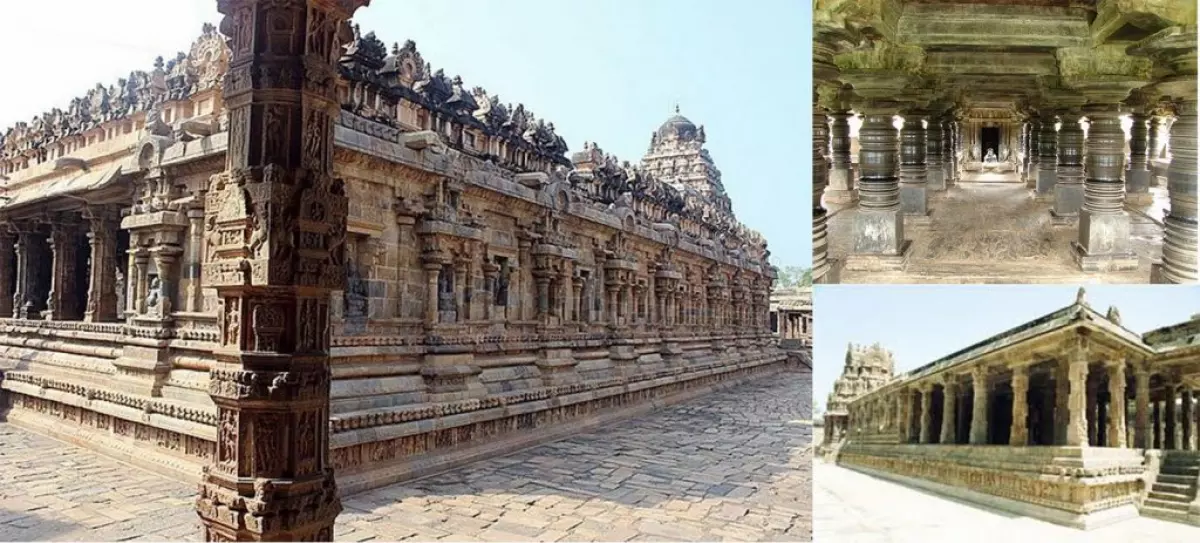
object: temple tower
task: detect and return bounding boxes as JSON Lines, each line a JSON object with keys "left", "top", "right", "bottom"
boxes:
{"left": 641, "top": 106, "right": 732, "bottom": 213}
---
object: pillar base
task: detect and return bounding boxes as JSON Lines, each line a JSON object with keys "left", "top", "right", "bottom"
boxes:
{"left": 905, "top": 208, "right": 935, "bottom": 226}
{"left": 852, "top": 209, "right": 906, "bottom": 255}
{"left": 928, "top": 170, "right": 946, "bottom": 191}
{"left": 1037, "top": 169, "right": 1058, "bottom": 195}
{"left": 900, "top": 185, "right": 928, "bottom": 217}
{"left": 1053, "top": 183, "right": 1084, "bottom": 219}
{"left": 1126, "top": 169, "right": 1151, "bottom": 197}
{"left": 1126, "top": 192, "right": 1154, "bottom": 205}
{"left": 823, "top": 188, "right": 858, "bottom": 206}
{"left": 814, "top": 258, "right": 843, "bottom": 284}
{"left": 1051, "top": 210, "right": 1080, "bottom": 226}
{"left": 1072, "top": 242, "right": 1140, "bottom": 272}
{"left": 844, "top": 241, "right": 912, "bottom": 272}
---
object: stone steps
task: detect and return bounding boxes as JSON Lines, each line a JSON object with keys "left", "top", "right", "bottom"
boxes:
{"left": 1156, "top": 473, "right": 1197, "bottom": 486}
{"left": 1142, "top": 505, "right": 1196, "bottom": 525}
{"left": 1145, "top": 497, "right": 1191, "bottom": 512}
{"left": 1148, "top": 489, "right": 1193, "bottom": 503}
{"left": 1160, "top": 465, "right": 1200, "bottom": 476}
{"left": 1153, "top": 481, "right": 1195, "bottom": 495}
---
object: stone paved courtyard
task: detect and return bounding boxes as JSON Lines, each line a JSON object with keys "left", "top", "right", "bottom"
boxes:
{"left": 814, "top": 453, "right": 1198, "bottom": 542}
{"left": 0, "top": 372, "right": 811, "bottom": 542}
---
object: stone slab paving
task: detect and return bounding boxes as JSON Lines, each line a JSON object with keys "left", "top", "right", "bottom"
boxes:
{"left": 0, "top": 371, "right": 811, "bottom": 542}
{"left": 814, "top": 458, "right": 1199, "bottom": 542}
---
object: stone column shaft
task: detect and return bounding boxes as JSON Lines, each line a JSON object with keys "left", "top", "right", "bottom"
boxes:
{"left": 926, "top": 117, "right": 945, "bottom": 190}
{"left": 1066, "top": 350, "right": 1089, "bottom": 447}
{"left": 826, "top": 112, "right": 856, "bottom": 202}
{"left": 1126, "top": 113, "right": 1151, "bottom": 197}
{"left": 1107, "top": 362, "right": 1127, "bottom": 448}
{"left": 1182, "top": 389, "right": 1193, "bottom": 450}
{"left": 1011, "top": 366, "right": 1029, "bottom": 446}
{"left": 84, "top": 213, "right": 119, "bottom": 322}
{"left": 852, "top": 108, "right": 907, "bottom": 260}
{"left": 1028, "top": 120, "right": 1041, "bottom": 188}
{"left": 1054, "top": 113, "right": 1086, "bottom": 220}
{"left": 1135, "top": 368, "right": 1151, "bottom": 448}
{"left": 1165, "top": 384, "right": 1178, "bottom": 449}
{"left": 941, "top": 381, "right": 958, "bottom": 444}
{"left": 899, "top": 114, "right": 929, "bottom": 217}
{"left": 1036, "top": 114, "right": 1059, "bottom": 195}
{"left": 1075, "top": 106, "right": 1137, "bottom": 270}
{"left": 970, "top": 368, "right": 989, "bottom": 445}
{"left": 0, "top": 232, "right": 14, "bottom": 318}
{"left": 1157, "top": 99, "right": 1197, "bottom": 284}
{"left": 919, "top": 386, "right": 933, "bottom": 444}
{"left": 45, "top": 221, "right": 81, "bottom": 321}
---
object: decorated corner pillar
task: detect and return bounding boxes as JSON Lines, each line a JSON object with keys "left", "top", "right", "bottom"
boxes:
{"left": 195, "top": 0, "right": 370, "bottom": 540}
{"left": 1065, "top": 337, "right": 1090, "bottom": 447}
{"left": 1133, "top": 27, "right": 1197, "bottom": 284}
{"left": 1035, "top": 112, "right": 1059, "bottom": 195}
{"left": 1053, "top": 111, "right": 1087, "bottom": 222}
{"left": 899, "top": 111, "right": 930, "bottom": 219}
{"left": 1106, "top": 361, "right": 1128, "bottom": 448}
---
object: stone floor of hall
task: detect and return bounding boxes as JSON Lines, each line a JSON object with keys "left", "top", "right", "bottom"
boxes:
{"left": 827, "top": 182, "right": 1168, "bottom": 284}
{"left": 813, "top": 441, "right": 1197, "bottom": 542}
{"left": 0, "top": 374, "right": 812, "bottom": 542}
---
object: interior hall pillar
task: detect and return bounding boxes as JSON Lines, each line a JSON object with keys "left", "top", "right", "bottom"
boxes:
{"left": 1053, "top": 111, "right": 1086, "bottom": 222}
{"left": 919, "top": 384, "right": 933, "bottom": 444}
{"left": 970, "top": 366, "right": 989, "bottom": 445}
{"left": 1182, "top": 389, "right": 1193, "bottom": 450}
{"left": 1027, "top": 119, "right": 1041, "bottom": 188}
{"left": 949, "top": 120, "right": 959, "bottom": 185}
{"left": 811, "top": 26, "right": 852, "bottom": 284}
{"left": 1036, "top": 112, "right": 1059, "bottom": 195}
{"left": 84, "top": 209, "right": 119, "bottom": 322}
{"left": 44, "top": 219, "right": 81, "bottom": 321}
{"left": 847, "top": 104, "right": 909, "bottom": 270}
{"left": 1011, "top": 365, "right": 1030, "bottom": 446}
{"left": 1073, "top": 103, "right": 1139, "bottom": 271}
{"left": 1165, "top": 382, "right": 1178, "bottom": 449}
{"left": 1134, "top": 28, "right": 1197, "bottom": 284}
{"left": 1126, "top": 112, "right": 1152, "bottom": 199}
{"left": 941, "top": 379, "right": 957, "bottom": 445}
{"left": 1066, "top": 342, "right": 1090, "bottom": 447}
{"left": 1135, "top": 364, "right": 1151, "bottom": 448}
{"left": 899, "top": 112, "right": 930, "bottom": 218}
{"left": 826, "top": 110, "right": 856, "bottom": 204}
{"left": 0, "top": 230, "right": 13, "bottom": 318}
{"left": 196, "top": 0, "right": 371, "bottom": 540}
{"left": 1107, "top": 362, "right": 1127, "bottom": 448}
{"left": 926, "top": 115, "right": 945, "bottom": 191}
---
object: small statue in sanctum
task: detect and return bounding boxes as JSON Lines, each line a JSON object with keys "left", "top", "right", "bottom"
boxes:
{"left": 984, "top": 148, "right": 998, "bottom": 163}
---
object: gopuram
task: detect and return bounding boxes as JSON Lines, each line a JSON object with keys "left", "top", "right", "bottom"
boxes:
{"left": 834, "top": 289, "right": 1200, "bottom": 529}
{"left": 0, "top": 4, "right": 783, "bottom": 539}
{"left": 819, "top": 342, "right": 894, "bottom": 459}
{"left": 812, "top": 0, "right": 1198, "bottom": 284}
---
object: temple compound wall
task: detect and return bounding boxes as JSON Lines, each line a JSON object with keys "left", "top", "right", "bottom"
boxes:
{"left": 0, "top": 24, "right": 783, "bottom": 494}
{"left": 836, "top": 289, "right": 1200, "bottom": 529}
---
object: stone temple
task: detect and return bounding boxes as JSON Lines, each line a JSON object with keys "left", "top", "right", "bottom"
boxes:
{"left": 0, "top": 6, "right": 786, "bottom": 540}
{"left": 828, "top": 289, "right": 1200, "bottom": 529}
{"left": 812, "top": 0, "right": 1197, "bottom": 284}
{"left": 819, "top": 342, "right": 894, "bottom": 459}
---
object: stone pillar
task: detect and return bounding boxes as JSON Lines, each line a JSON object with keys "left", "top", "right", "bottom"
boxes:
{"left": 970, "top": 366, "right": 989, "bottom": 445}
{"left": 1054, "top": 358, "right": 1070, "bottom": 444}
{"left": 423, "top": 263, "right": 439, "bottom": 325}
{"left": 1054, "top": 112, "right": 1086, "bottom": 221}
{"left": 919, "top": 385, "right": 933, "bottom": 444}
{"left": 898, "top": 390, "right": 911, "bottom": 443}
{"left": 535, "top": 271, "right": 551, "bottom": 321}
{"left": 186, "top": 206, "right": 206, "bottom": 313}
{"left": 812, "top": 99, "right": 834, "bottom": 283}
{"left": 1087, "top": 378, "right": 1099, "bottom": 446}
{"left": 1126, "top": 112, "right": 1152, "bottom": 199}
{"left": 899, "top": 113, "right": 929, "bottom": 218}
{"left": 1155, "top": 99, "right": 1197, "bottom": 283}
{"left": 943, "top": 119, "right": 955, "bottom": 186}
{"left": 454, "top": 261, "right": 468, "bottom": 321}
{"left": 196, "top": 0, "right": 370, "bottom": 539}
{"left": 1074, "top": 104, "right": 1138, "bottom": 271}
{"left": 1036, "top": 113, "right": 1059, "bottom": 195}
{"left": 1135, "top": 365, "right": 1151, "bottom": 448}
{"left": 941, "top": 380, "right": 957, "bottom": 445}
{"left": 1182, "top": 389, "right": 1193, "bottom": 450}
{"left": 927, "top": 116, "right": 945, "bottom": 191}
{"left": 849, "top": 105, "right": 908, "bottom": 268}
{"left": 0, "top": 231, "right": 13, "bottom": 318}
{"left": 1066, "top": 345, "right": 1089, "bottom": 447}
{"left": 1165, "top": 383, "right": 1177, "bottom": 450}
{"left": 1107, "top": 362, "right": 1127, "bottom": 448}
{"left": 1027, "top": 119, "right": 1041, "bottom": 188}
{"left": 133, "top": 250, "right": 149, "bottom": 315}
{"left": 44, "top": 220, "right": 80, "bottom": 321}
{"left": 826, "top": 111, "right": 856, "bottom": 203}
{"left": 84, "top": 210, "right": 119, "bottom": 322}
{"left": 1011, "top": 365, "right": 1029, "bottom": 446}
{"left": 1154, "top": 401, "right": 1163, "bottom": 448}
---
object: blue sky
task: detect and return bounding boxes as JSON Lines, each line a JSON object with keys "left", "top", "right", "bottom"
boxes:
{"left": 813, "top": 285, "right": 1200, "bottom": 411}
{"left": 0, "top": 0, "right": 815, "bottom": 268}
